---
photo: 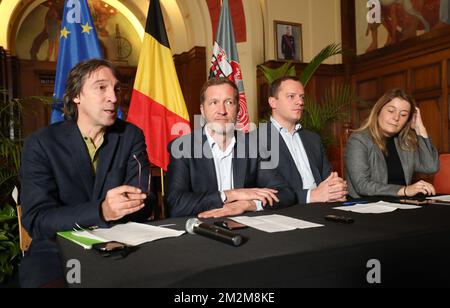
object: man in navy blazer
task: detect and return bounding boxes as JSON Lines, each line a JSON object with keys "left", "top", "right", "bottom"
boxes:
{"left": 166, "top": 78, "right": 295, "bottom": 218}
{"left": 261, "top": 76, "right": 347, "bottom": 204}
{"left": 20, "top": 59, "right": 153, "bottom": 287}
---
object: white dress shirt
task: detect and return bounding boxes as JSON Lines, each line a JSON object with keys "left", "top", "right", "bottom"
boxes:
{"left": 271, "top": 117, "right": 317, "bottom": 203}
{"left": 205, "top": 128, "right": 235, "bottom": 192}
{"left": 205, "top": 128, "right": 263, "bottom": 211}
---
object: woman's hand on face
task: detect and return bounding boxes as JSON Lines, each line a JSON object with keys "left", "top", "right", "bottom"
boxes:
{"left": 411, "top": 107, "right": 428, "bottom": 138}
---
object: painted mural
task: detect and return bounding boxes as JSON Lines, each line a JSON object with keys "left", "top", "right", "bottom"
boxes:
{"left": 15, "top": 0, "right": 141, "bottom": 65}
{"left": 356, "top": 0, "right": 450, "bottom": 55}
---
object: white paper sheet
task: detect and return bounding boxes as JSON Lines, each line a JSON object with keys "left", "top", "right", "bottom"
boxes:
{"left": 333, "top": 201, "right": 421, "bottom": 214}
{"left": 389, "top": 203, "right": 422, "bottom": 210}
{"left": 428, "top": 195, "right": 450, "bottom": 202}
{"left": 74, "top": 222, "right": 185, "bottom": 246}
{"left": 230, "top": 214, "right": 323, "bottom": 233}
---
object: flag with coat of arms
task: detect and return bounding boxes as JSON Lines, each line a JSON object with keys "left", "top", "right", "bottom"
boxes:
{"left": 209, "top": 0, "right": 250, "bottom": 131}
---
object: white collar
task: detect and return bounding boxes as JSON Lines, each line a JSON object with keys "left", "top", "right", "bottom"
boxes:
{"left": 270, "top": 116, "right": 301, "bottom": 134}
{"left": 205, "top": 126, "right": 236, "bottom": 156}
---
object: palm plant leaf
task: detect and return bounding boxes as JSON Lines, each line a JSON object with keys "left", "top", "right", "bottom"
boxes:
{"left": 28, "top": 96, "right": 54, "bottom": 105}
{"left": 322, "top": 84, "right": 354, "bottom": 122}
{"left": 299, "top": 43, "right": 342, "bottom": 87}
{"left": 301, "top": 83, "right": 356, "bottom": 147}
{"left": 258, "top": 61, "right": 296, "bottom": 85}
{"left": 0, "top": 204, "right": 16, "bottom": 223}
{"left": 0, "top": 170, "right": 17, "bottom": 188}
{"left": 0, "top": 137, "right": 22, "bottom": 172}
{"left": 258, "top": 43, "right": 342, "bottom": 87}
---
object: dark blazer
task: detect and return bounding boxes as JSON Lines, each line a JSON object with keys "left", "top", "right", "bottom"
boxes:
{"left": 19, "top": 119, "right": 153, "bottom": 287}
{"left": 165, "top": 129, "right": 296, "bottom": 217}
{"left": 259, "top": 121, "right": 332, "bottom": 204}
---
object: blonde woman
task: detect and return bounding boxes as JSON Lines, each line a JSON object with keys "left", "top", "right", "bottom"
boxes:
{"left": 345, "top": 89, "right": 439, "bottom": 198}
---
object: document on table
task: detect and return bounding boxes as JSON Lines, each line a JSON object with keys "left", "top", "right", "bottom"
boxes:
{"left": 58, "top": 222, "right": 185, "bottom": 249}
{"left": 333, "top": 201, "right": 421, "bottom": 214}
{"left": 428, "top": 195, "right": 450, "bottom": 202}
{"left": 230, "top": 214, "right": 323, "bottom": 233}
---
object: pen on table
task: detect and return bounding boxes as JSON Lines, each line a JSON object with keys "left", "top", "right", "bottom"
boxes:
{"left": 157, "top": 224, "right": 177, "bottom": 228}
{"left": 342, "top": 200, "right": 369, "bottom": 206}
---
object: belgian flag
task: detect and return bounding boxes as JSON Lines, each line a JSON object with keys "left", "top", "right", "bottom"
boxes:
{"left": 127, "top": 0, "right": 190, "bottom": 171}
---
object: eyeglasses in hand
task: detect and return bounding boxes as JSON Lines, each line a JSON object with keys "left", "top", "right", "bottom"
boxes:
{"left": 133, "top": 153, "right": 151, "bottom": 194}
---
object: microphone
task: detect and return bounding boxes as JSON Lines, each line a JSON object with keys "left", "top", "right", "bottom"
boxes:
{"left": 185, "top": 218, "right": 243, "bottom": 247}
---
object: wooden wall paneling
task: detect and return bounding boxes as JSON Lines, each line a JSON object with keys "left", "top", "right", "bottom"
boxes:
{"left": 447, "top": 59, "right": 450, "bottom": 87}
{"left": 354, "top": 78, "right": 378, "bottom": 127}
{"left": 0, "top": 48, "right": 19, "bottom": 137}
{"left": 406, "top": 67, "right": 413, "bottom": 95}
{"left": 381, "top": 72, "right": 407, "bottom": 93}
{"left": 447, "top": 93, "right": 450, "bottom": 152}
{"left": 416, "top": 97, "right": 443, "bottom": 152}
{"left": 18, "top": 61, "right": 53, "bottom": 137}
{"left": 7, "top": 55, "right": 19, "bottom": 105}
{"left": 445, "top": 60, "right": 450, "bottom": 152}
{"left": 357, "top": 78, "right": 379, "bottom": 101}
{"left": 0, "top": 47, "right": 6, "bottom": 89}
{"left": 174, "top": 46, "right": 206, "bottom": 128}
{"left": 412, "top": 63, "right": 441, "bottom": 94}
{"left": 340, "top": 0, "right": 356, "bottom": 65}
{"left": 1, "top": 48, "right": 8, "bottom": 137}
{"left": 116, "top": 65, "right": 137, "bottom": 119}
{"left": 344, "top": 23, "right": 450, "bottom": 177}
{"left": 350, "top": 27, "right": 450, "bottom": 74}
{"left": 308, "top": 75, "right": 334, "bottom": 102}
{"left": 349, "top": 31, "right": 450, "bottom": 152}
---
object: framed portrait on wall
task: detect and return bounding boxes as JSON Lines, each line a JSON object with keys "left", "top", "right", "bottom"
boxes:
{"left": 274, "top": 20, "right": 303, "bottom": 62}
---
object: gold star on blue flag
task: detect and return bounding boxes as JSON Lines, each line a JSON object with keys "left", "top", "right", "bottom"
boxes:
{"left": 81, "top": 22, "right": 93, "bottom": 34}
{"left": 60, "top": 26, "right": 71, "bottom": 38}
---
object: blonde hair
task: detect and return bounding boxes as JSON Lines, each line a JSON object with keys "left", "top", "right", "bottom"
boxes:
{"left": 357, "top": 89, "right": 417, "bottom": 155}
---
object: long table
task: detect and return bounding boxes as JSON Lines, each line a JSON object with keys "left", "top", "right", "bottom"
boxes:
{"left": 57, "top": 201, "right": 450, "bottom": 287}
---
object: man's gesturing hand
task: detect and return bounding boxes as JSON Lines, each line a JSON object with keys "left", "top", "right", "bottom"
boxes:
{"left": 101, "top": 185, "right": 147, "bottom": 221}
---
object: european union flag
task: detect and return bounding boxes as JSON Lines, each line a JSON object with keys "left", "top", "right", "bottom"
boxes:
{"left": 51, "top": 0, "right": 103, "bottom": 123}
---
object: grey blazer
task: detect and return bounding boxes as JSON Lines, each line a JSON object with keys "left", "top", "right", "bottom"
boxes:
{"left": 345, "top": 130, "right": 439, "bottom": 198}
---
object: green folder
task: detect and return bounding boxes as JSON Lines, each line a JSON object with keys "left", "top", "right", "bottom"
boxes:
{"left": 57, "top": 230, "right": 105, "bottom": 249}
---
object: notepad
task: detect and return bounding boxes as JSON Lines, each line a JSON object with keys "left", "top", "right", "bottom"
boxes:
{"left": 58, "top": 222, "right": 185, "bottom": 249}
{"left": 57, "top": 230, "right": 106, "bottom": 249}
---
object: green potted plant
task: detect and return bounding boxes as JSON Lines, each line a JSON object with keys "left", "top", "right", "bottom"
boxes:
{"left": 258, "top": 43, "right": 342, "bottom": 87}
{"left": 0, "top": 92, "right": 22, "bottom": 284}
{"left": 0, "top": 200, "right": 20, "bottom": 284}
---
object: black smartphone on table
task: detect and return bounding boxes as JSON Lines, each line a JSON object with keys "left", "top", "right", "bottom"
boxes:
{"left": 214, "top": 219, "right": 248, "bottom": 230}
{"left": 92, "top": 241, "right": 130, "bottom": 257}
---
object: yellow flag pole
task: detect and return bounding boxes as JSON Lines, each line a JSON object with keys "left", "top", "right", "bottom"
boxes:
{"left": 160, "top": 168, "right": 165, "bottom": 218}
{"left": 160, "top": 168, "right": 165, "bottom": 197}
